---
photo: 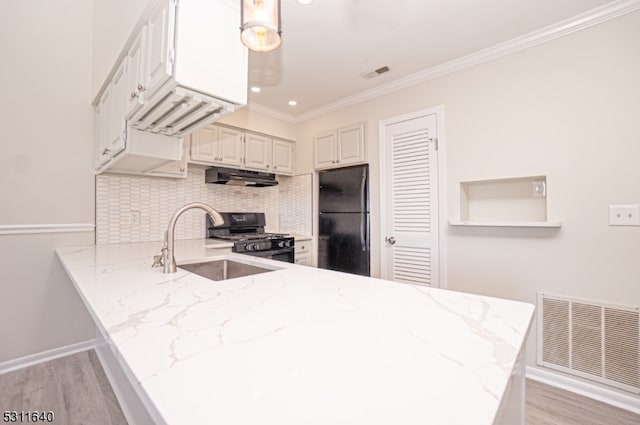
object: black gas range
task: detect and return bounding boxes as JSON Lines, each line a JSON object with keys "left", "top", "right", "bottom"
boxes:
{"left": 206, "top": 212, "right": 294, "bottom": 263}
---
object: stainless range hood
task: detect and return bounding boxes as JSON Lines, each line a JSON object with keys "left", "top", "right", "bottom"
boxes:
{"left": 205, "top": 167, "right": 278, "bottom": 187}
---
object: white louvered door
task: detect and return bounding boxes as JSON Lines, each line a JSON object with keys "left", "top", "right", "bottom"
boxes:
{"left": 381, "top": 111, "right": 440, "bottom": 286}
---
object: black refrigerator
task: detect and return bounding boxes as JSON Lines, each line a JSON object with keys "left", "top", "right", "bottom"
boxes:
{"left": 318, "top": 164, "right": 370, "bottom": 276}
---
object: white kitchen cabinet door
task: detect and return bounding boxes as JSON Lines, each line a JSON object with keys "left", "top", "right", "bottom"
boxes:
{"left": 314, "top": 131, "right": 337, "bottom": 169}
{"left": 189, "top": 126, "right": 218, "bottom": 163}
{"left": 95, "top": 88, "right": 111, "bottom": 167}
{"left": 145, "top": 140, "right": 188, "bottom": 178}
{"left": 189, "top": 125, "right": 243, "bottom": 167}
{"left": 218, "top": 126, "right": 244, "bottom": 167}
{"left": 337, "top": 123, "right": 365, "bottom": 166}
{"left": 272, "top": 139, "right": 294, "bottom": 175}
{"left": 126, "top": 26, "right": 147, "bottom": 117}
{"left": 108, "top": 58, "right": 128, "bottom": 156}
{"left": 244, "top": 133, "right": 271, "bottom": 171}
{"left": 314, "top": 123, "right": 366, "bottom": 170}
{"left": 145, "top": 0, "right": 175, "bottom": 98}
{"left": 145, "top": 159, "right": 187, "bottom": 178}
{"left": 294, "top": 238, "right": 312, "bottom": 266}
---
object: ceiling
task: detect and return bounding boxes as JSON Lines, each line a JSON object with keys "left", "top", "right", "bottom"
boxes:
{"left": 246, "top": 0, "right": 616, "bottom": 120}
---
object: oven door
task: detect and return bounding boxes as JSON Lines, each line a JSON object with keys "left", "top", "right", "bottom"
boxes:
{"left": 242, "top": 247, "right": 294, "bottom": 263}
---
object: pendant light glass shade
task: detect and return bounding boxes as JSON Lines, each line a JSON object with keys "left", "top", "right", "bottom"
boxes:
{"left": 240, "top": 0, "right": 282, "bottom": 52}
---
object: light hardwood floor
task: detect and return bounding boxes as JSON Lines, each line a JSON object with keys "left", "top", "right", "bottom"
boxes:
{"left": 525, "top": 379, "right": 640, "bottom": 425}
{"left": 0, "top": 350, "right": 126, "bottom": 425}
{"left": 1, "top": 351, "right": 638, "bottom": 425}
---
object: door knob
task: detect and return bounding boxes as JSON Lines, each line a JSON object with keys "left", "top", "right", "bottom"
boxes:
{"left": 385, "top": 236, "right": 396, "bottom": 245}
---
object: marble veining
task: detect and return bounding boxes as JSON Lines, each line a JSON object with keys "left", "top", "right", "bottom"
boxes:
{"left": 57, "top": 239, "right": 534, "bottom": 425}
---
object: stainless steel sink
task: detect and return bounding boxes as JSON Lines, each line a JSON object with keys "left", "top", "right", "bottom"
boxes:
{"left": 178, "top": 259, "right": 274, "bottom": 281}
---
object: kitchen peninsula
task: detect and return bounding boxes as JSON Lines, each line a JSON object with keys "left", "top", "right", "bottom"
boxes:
{"left": 57, "top": 240, "right": 534, "bottom": 425}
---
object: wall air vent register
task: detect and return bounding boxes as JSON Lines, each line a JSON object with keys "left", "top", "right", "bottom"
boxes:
{"left": 538, "top": 292, "right": 639, "bottom": 394}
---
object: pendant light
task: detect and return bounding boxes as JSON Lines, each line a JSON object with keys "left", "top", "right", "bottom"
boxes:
{"left": 240, "top": 0, "right": 282, "bottom": 52}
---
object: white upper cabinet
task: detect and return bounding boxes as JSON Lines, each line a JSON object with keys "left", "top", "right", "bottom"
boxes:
{"left": 173, "top": 0, "right": 247, "bottom": 106}
{"left": 144, "top": 140, "right": 188, "bottom": 179}
{"left": 108, "top": 59, "right": 128, "bottom": 156}
{"left": 189, "top": 125, "right": 218, "bottom": 163}
{"left": 93, "top": 0, "right": 248, "bottom": 177}
{"left": 244, "top": 133, "right": 295, "bottom": 176}
{"left": 95, "top": 58, "right": 128, "bottom": 168}
{"left": 126, "top": 27, "right": 146, "bottom": 118}
{"left": 272, "top": 139, "right": 295, "bottom": 175}
{"left": 189, "top": 125, "right": 243, "bottom": 168}
{"left": 337, "top": 123, "right": 365, "bottom": 166}
{"left": 314, "top": 131, "right": 337, "bottom": 169}
{"left": 95, "top": 88, "right": 111, "bottom": 167}
{"left": 126, "top": 0, "right": 246, "bottom": 137}
{"left": 217, "top": 126, "right": 244, "bottom": 167}
{"left": 144, "top": 0, "right": 175, "bottom": 99}
{"left": 244, "top": 133, "right": 271, "bottom": 171}
{"left": 188, "top": 124, "right": 295, "bottom": 175}
{"left": 314, "top": 122, "right": 365, "bottom": 170}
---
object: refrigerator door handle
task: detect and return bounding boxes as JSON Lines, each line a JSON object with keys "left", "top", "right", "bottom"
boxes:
{"left": 360, "top": 213, "right": 366, "bottom": 251}
{"left": 360, "top": 170, "right": 367, "bottom": 251}
{"left": 360, "top": 169, "right": 366, "bottom": 213}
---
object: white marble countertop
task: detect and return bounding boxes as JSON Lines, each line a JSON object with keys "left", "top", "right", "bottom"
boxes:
{"left": 57, "top": 239, "right": 533, "bottom": 425}
{"left": 199, "top": 238, "right": 234, "bottom": 249}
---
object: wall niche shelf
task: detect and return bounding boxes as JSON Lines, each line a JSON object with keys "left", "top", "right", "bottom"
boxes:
{"left": 451, "top": 175, "right": 562, "bottom": 228}
{"left": 448, "top": 221, "right": 562, "bottom": 228}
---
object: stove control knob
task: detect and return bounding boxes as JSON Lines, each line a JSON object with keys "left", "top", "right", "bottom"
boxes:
{"left": 278, "top": 241, "right": 285, "bottom": 248}
{"left": 246, "top": 244, "right": 255, "bottom": 251}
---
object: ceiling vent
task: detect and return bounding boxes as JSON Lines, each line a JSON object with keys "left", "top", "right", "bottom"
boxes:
{"left": 359, "top": 66, "right": 390, "bottom": 80}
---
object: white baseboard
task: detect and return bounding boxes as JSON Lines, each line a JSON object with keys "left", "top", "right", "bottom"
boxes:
{"left": 0, "top": 339, "right": 96, "bottom": 375}
{"left": 526, "top": 366, "right": 640, "bottom": 415}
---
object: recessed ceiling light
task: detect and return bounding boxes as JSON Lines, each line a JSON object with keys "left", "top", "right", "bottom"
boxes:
{"left": 297, "top": 0, "right": 313, "bottom": 4}
{"left": 250, "top": 86, "right": 261, "bottom": 93}
{"left": 288, "top": 100, "right": 297, "bottom": 106}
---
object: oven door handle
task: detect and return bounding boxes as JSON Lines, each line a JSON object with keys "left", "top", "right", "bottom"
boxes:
{"left": 245, "top": 247, "right": 293, "bottom": 257}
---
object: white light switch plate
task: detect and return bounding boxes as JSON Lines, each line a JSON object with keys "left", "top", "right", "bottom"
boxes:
{"left": 609, "top": 204, "right": 640, "bottom": 226}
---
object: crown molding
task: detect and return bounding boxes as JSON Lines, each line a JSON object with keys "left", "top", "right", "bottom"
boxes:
{"left": 245, "top": 102, "right": 298, "bottom": 124}
{"left": 295, "top": 0, "right": 640, "bottom": 123}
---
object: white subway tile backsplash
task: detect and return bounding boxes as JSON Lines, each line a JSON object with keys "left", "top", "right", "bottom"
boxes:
{"left": 96, "top": 168, "right": 312, "bottom": 244}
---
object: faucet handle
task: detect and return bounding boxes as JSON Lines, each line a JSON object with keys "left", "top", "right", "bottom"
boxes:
{"left": 152, "top": 254, "right": 164, "bottom": 268}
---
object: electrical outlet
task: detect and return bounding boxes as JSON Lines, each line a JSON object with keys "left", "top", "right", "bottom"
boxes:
{"left": 533, "top": 180, "right": 546, "bottom": 198}
{"left": 129, "top": 210, "right": 141, "bottom": 226}
{"left": 609, "top": 205, "right": 640, "bottom": 226}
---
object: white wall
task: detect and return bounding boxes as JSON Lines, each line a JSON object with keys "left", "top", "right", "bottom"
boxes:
{"left": 219, "top": 108, "right": 297, "bottom": 141}
{"left": 295, "top": 10, "right": 640, "bottom": 373}
{"left": 92, "top": 0, "right": 153, "bottom": 96}
{"left": 0, "top": 0, "right": 96, "bottom": 362}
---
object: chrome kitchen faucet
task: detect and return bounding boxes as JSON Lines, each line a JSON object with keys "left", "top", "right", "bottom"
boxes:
{"left": 160, "top": 202, "right": 224, "bottom": 273}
